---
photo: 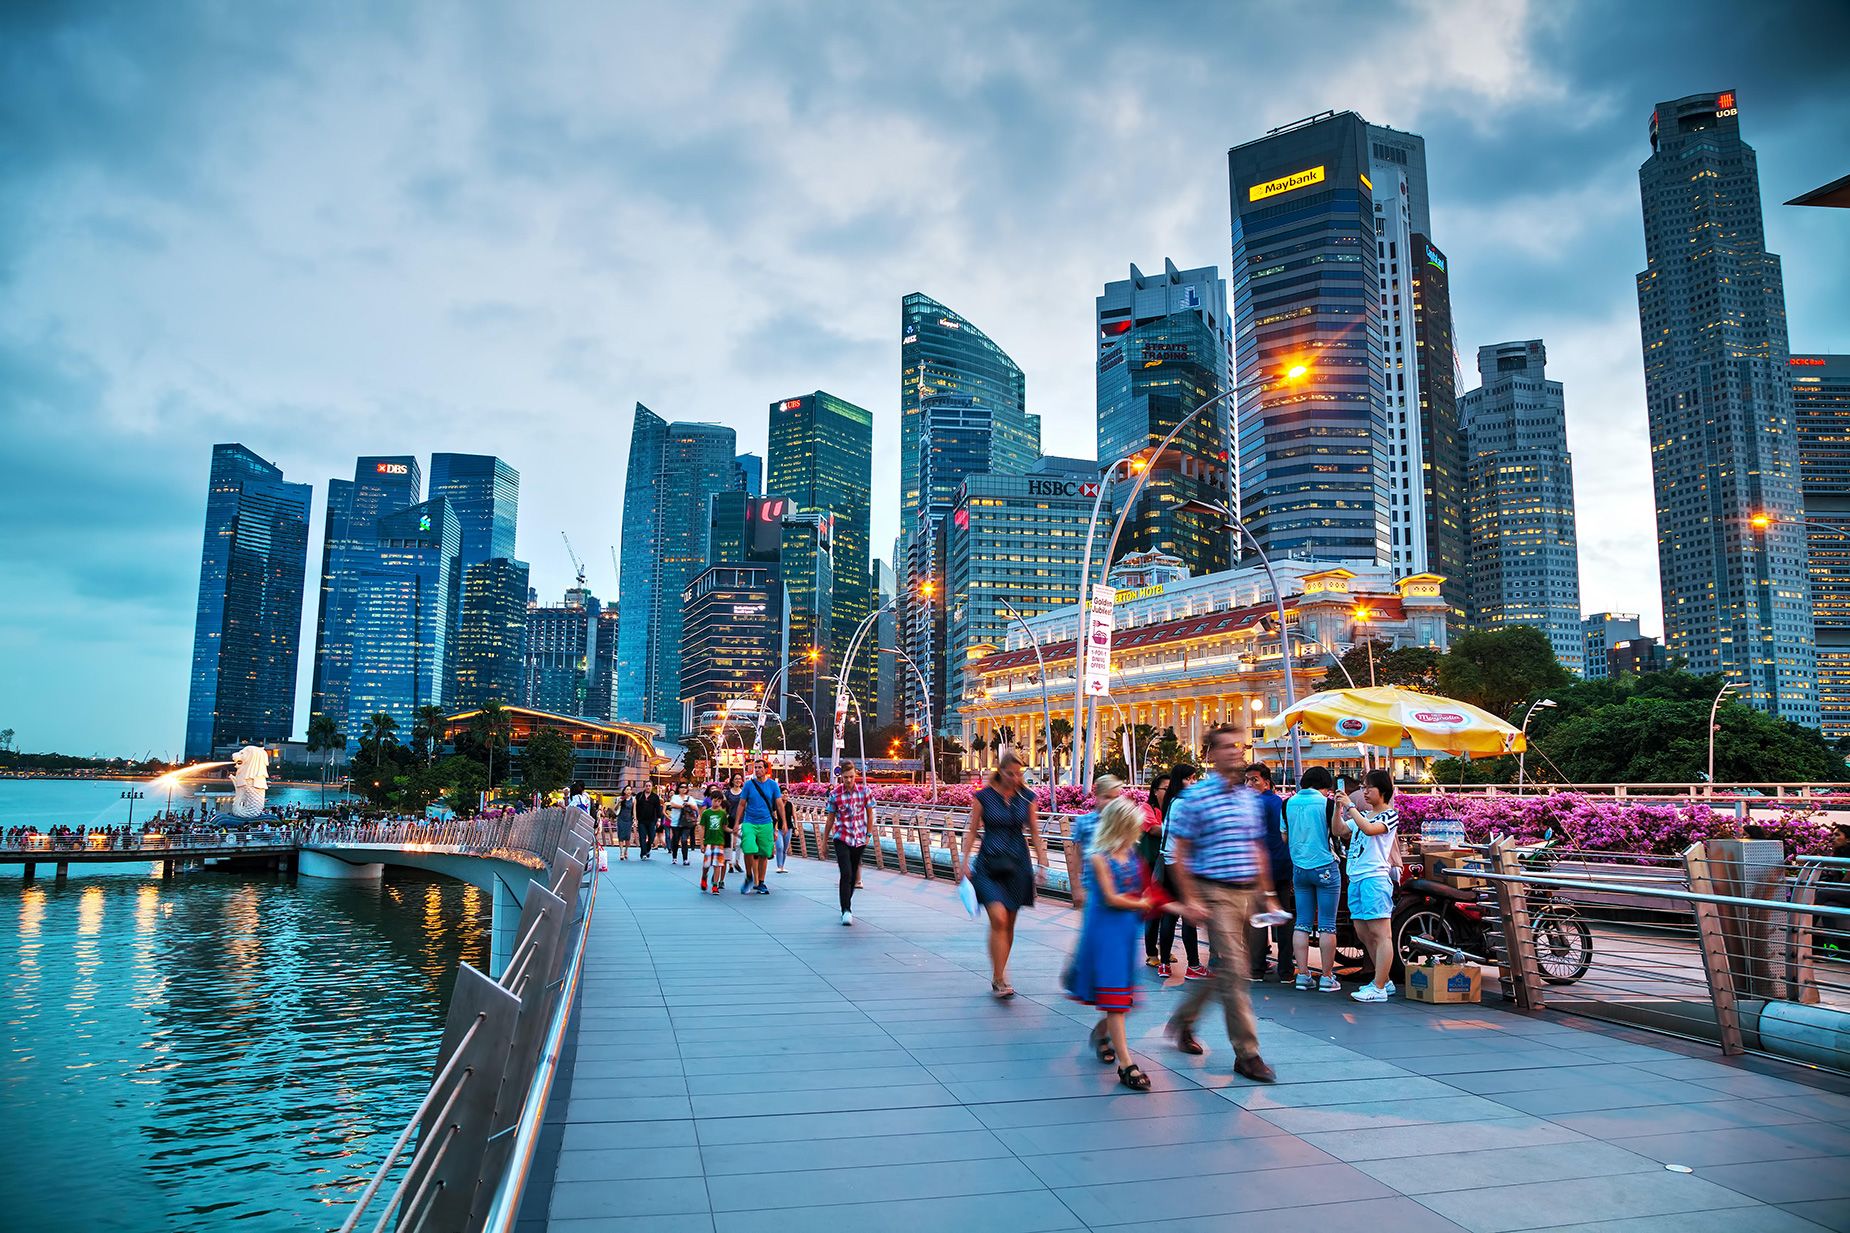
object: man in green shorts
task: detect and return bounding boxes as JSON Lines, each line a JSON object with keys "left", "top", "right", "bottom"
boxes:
{"left": 735, "top": 757, "right": 782, "bottom": 895}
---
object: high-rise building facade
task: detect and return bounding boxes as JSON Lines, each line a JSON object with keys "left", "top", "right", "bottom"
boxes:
{"left": 1582, "top": 612, "right": 1644, "bottom": 682}
{"left": 1229, "top": 112, "right": 1389, "bottom": 563}
{"left": 734, "top": 453, "right": 763, "bottom": 496}
{"left": 1096, "top": 260, "right": 1232, "bottom": 577}
{"left": 899, "top": 294, "right": 1038, "bottom": 734}
{"left": 185, "top": 444, "right": 312, "bottom": 759}
{"left": 524, "top": 587, "right": 601, "bottom": 718}
{"left": 679, "top": 565, "right": 786, "bottom": 742}
{"left": 347, "top": 498, "right": 461, "bottom": 729}
{"left": 769, "top": 391, "right": 874, "bottom": 723}
{"left": 1793, "top": 354, "right": 1850, "bottom": 737}
{"left": 1461, "top": 341, "right": 1584, "bottom": 673}
{"left": 1370, "top": 162, "right": 1428, "bottom": 577}
{"left": 1637, "top": 91, "right": 1815, "bottom": 724}
{"left": 946, "top": 459, "right": 1107, "bottom": 730}
{"left": 872, "top": 559, "right": 897, "bottom": 730}
{"left": 428, "top": 453, "right": 518, "bottom": 566}
{"left": 614, "top": 404, "right": 739, "bottom": 739}
{"left": 453, "top": 556, "right": 530, "bottom": 709}
{"left": 310, "top": 456, "right": 421, "bottom": 734}
{"left": 1409, "top": 235, "right": 1466, "bottom": 623}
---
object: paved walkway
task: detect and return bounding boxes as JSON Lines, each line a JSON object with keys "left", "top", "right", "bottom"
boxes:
{"left": 534, "top": 852, "right": 1850, "bottom": 1233}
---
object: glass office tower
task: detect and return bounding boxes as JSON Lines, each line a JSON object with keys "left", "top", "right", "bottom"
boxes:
{"left": 185, "top": 444, "right": 312, "bottom": 760}
{"left": 1228, "top": 112, "right": 1389, "bottom": 564}
{"left": 614, "top": 404, "right": 738, "bottom": 740}
{"left": 428, "top": 453, "right": 518, "bottom": 566}
{"left": 311, "top": 456, "right": 422, "bottom": 734}
{"left": 345, "top": 497, "right": 459, "bottom": 731}
{"left": 453, "top": 556, "right": 531, "bottom": 710}
{"left": 769, "top": 391, "right": 874, "bottom": 722}
{"left": 1793, "top": 354, "right": 1850, "bottom": 737}
{"left": 1637, "top": 91, "right": 1815, "bottom": 724}
{"left": 1096, "top": 260, "right": 1232, "bottom": 577}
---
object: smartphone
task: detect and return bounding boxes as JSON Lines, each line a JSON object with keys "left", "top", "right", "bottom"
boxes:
{"left": 1335, "top": 777, "right": 1347, "bottom": 796}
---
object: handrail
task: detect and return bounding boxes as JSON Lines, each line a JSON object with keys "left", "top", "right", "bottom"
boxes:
{"left": 1460, "top": 865, "right": 1850, "bottom": 918}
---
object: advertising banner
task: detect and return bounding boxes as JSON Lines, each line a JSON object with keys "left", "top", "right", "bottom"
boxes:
{"left": 1083, "top": 583, "right": 1115, "bottom": 697}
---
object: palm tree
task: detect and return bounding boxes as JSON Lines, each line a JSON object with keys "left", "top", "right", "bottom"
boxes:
{"left": 469, "top": 700, "right": 512, "bottom": 797}
{"left": 0, "top": 728, "right": 14, "bottom": 753}
{"left": 361, "top": 711, "right": 398, "bottom": 764}
{"left": 412, "top": 704, "right": 448, "bottom": 766}
{"left": 306, "top": 712, "right": 342, "bottom": 808}
{"left": 1048, "top": 717, "right": 1074, "bottom": 785}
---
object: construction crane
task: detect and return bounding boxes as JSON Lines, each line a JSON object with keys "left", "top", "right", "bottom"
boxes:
{"left": 560, "top": 531, "right": 587, "bottom": 588}
{"left": 609, "top": 546, "right": 620, "bottom": 595}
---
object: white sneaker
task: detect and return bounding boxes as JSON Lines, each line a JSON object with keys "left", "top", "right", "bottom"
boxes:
{"left": 1350, "top": 984, "right": 1389, "bottom": 1003}
{"left": 1293, "top": 973, "right": 1313, "bottom": 991}
{"left": 840, "top": 911, "right": 853, "bottom": 926}
{"left": 1384, "top": 980, "right": 1397, "bottom": 996}
{"left": 1318, "top": 975, "right": 1341, "bottom": 993}
{"left": 777, "top": 868, "right": 788, "bottom": 874}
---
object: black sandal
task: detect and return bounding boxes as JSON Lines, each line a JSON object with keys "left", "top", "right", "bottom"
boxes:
{"left": 1117, "top": 1064, "right": 1151, "bottom": 1091}
{"left": 1090, "top": 1026, "right": 1116, "bottom": 1065}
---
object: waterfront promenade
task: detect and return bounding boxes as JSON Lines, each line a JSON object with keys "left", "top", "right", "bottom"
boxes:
{"left": 531, "top": 854, "right": 1850, "bottom": 1233}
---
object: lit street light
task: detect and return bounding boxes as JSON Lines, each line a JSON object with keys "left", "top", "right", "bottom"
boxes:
{"left": 1517, "top": 698, "right": 1557, "bottom": 789}
{"left": 1352, "top": 605, "right": 1377, "bottom": 687}
{"left": 881, "top": 645, "right": 937, "bottom": 798}
{"left": 1708, "top": 679, "right": 1742, "bottom": 791}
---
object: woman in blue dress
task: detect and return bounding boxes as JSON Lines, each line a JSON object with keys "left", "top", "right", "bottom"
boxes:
{"left": 961, "top": 752, "right": 1051, "bottom": 998}
{"left": 1064, "top": 796, "right": 1154, "bottom": 1091}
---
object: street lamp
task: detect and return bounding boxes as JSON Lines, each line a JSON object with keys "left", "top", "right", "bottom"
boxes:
{"left": 1708, "top": 680, "right": 1741, "bottom": 791}
{"left": 1179, "top": 497, "right": 1304, "bottom": 783}
{"left": 1352, "top": 606, "right": 1378, "bottom": 687}
{"left": 881, "top": 646, "right": 937, "bottom": 799}
{"left": 1068, "top": 362, "right": 1313, "bottom": 786}
{"left": 1517, "top": 698, "right": 1557, "bottom": 789}
{"left": 781, "top": 692, "right": 822, "bottom": 780}
{"left": 830, "top": 593, "right": 899, "bottom": 779}
{"left": 998, "top": 597, "right": 1056, "bottom": 807}
{"left": 120, "top": 788, "right": 145, "bottom": 828}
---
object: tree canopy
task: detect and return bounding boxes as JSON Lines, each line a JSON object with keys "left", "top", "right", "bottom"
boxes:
{"left": 517, "top": 727, "right": 576, "bottom": 797}
{"left": 1437, "top": 626, "right": 1575, "bottom": 719}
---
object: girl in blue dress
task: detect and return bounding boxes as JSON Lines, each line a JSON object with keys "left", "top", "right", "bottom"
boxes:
{"left": 1064, "top": 796, "right": 1155, "bottom": 1091}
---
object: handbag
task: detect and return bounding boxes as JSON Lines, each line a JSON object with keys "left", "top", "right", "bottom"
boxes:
{"left": 1138, "top": 859, "right": 1175, "bottom": 920}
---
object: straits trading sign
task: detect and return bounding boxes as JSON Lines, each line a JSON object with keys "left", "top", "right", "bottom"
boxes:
{"left": 1249, "top": 164, "right": 1325, "bottom": 203}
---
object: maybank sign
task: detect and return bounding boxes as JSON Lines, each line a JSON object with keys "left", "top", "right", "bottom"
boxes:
{"left": 1249, "top": 165, "right": 1325, "bottom": 202}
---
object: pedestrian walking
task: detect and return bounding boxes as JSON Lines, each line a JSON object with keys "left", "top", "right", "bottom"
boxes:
{"left": 961, "top": 751, "right": 1049, "bottom": 999}
{"left": 1064, "top": 795, "right": 1156, "bottom": 1091}
{"left": 824, "top": 762, "right": 876, "bottom": 924}
{"left": 735, "top": 758, "right": 782, "bottom": 894}
{"left": 1067, "top": 773, "right": 1126, "bottom": 907}
{"left": 1341, "top": 768, "right": 1403, "bottom": 1003}
{"left": 669, "top": 783, "right": 698, "bottom": 865}
{"left": 774, "top": 783, "right": 793, "bottom": 874}
{"left": 1285, "top": 766, "right": 1343, "bottom": 991}
{"left": 1141, "top": 772, "right": 1172, "bottom": 965}
{"left": 1244, "top": 763, "right": 1295, "bottom": 985}
{"left": 699, "top": 788, "right": 730, "bottom": 894}
{"left": 1163, "top": 725, "right": 1280, "bottom": 1083}
{"left": 1156, "top": 764, "right": 1206, "bottom": 981}
{"left": 724, "top": 772, "right": 745, "bottom": 873}
{"left": 635, "top": 783, "right": 662, "bottom": 859}
{"left": 615, "top": 787, "right": 635, "bottom": 861}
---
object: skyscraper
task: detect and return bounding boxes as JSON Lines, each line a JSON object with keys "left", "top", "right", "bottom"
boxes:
{"left": 734, "top": 453, "right": 763, "bottom": 496}
{"left": 614, "top": 404, "right": 739, "bottom": 740}
{"left": 1229, "top": 112, "right": 1388, "bottom": 563}
{"left": 347, "top": 497, "right": 460, "bottom": 729}
{"left": 1095, "top": 260, "right": 1232, "bottom": 577}
{"left": 899, "top": 294, "right": 1038, "bottom": 734}
{"left": 453, "top": 556, "right": 531, "bottom": 710}
{"left": 1461, "top": 342, "right": 1584, "bottom": 673}
{"left": 310, "top": 456, "right": 421, "bottom": 734}
{"left": 1409, "top": 235, "right": 1466, "bottom": 623}
{"left": 872, "top": 559, "right": 897, "bottom": 730}
{"left": 769, "top": 391, "right": 874, "bottom": 724}
{"left": 679, "top": 565, "right": 786, "bottom": 743}
{"left": 185, "top": 444, "right": 312, "bottom": 760}
{"left": 1637, "top": 91, "right": 1815, "bottom": 724}
{"left": 1792, "top": 354, "right": 1850, "bottom": 737}
{"left": 524, "top": 586, "right": 602, "bottom": 717}
{"left": 1582, "top": 612, "right": 1644, "bottom": 682}
{"left": 1370, "top": 159, "right": 1428, "bottom": 577}
{"left": 428, "top": 453, "right": 518, "bottom": 566}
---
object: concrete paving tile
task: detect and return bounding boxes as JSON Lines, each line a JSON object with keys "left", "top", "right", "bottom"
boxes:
{"left": 1540, "top": 1211, "right": 1826, "bottom": 1233}
{"left": 572, "top": 1056, "right": 688, "bottom": 1080}
{"left": 1061, "top": 1159, "right": 1390, "bottom": 1223}
{"left": 1489, "top": 1079, "right": 1738, "bottom": 1116}
{"left": 567, "top": 1075, "right": 691, "bottom": 1100}
{"left": 1547, "top": 1097, "right": 1820, "bottom": 1139}
{"left": 1353, "top": 1141, "right": 1659, "bottom": 1193}
{"left": 1415, "top": 1169, "right": 1762, "bottom": 1232}
{"left": 560, "top": 1118, "right": 698, "bottom": 1152}
{"left": 691, "top": 1104, "right": 985, "bottom": 1146}
{"left": 708, "top": 1189, "right": 1081, "bottom": 1233}
{"left": 1761, "top": 1090, "right": 1850, "bottom": 1121}
{"left": 1252, "top": 1093, "right": 1519, "bottom": 1135}
{"left": 1020, "top": 1130, "right": 1338, "bottom": 1187}
{"left": 553, "top": 1146, "right": 708, "bottom": 1182}
{"left": 1223, "top": 1075, "right": 1462, "bottom": 1109}
{"left": 968, "top": 1086, "right": 1233, "bottom": 1129}
{"left": 1699, "top": 1157, "right": 1850, "bottom": 1204}
{"left": 687, "top": 1082, "right": 957, "bottom": 1119}
{"left": 1779, "top": 1198, "right": 1850, "bottom": 1231}
{"left": 1298, "top": 1115, "right": 1587, "bottom": 1162}
{"left": 699, "top": 1129, "right": 1008, "bottom": 1176}
{"left": 1614, "top": 1121, "right": 1850, "bottom": 1167}
{"left": 544, "top": 1216, "right": 717, "bottom": 1233}
{"left": 1437, "top": 1063, "right": 1657, "bottom": 1096}
{"left": 706, "top": 1155, "right": 1043, "bottom": 1212}
{"left": 938, "top": 1069, "right": 1201, "bottom": 1104}
{"left": 568, "top": 1094, "right": 697, "bottom": 1123}
{"left": 683, "top": 1064, "right": 934, "bottom": 1096}
{"left": 993, "top": 1107, "right": 1286, "bottom": 1155}
{"left": 548, "top": 1177, "right": 712, "bottom": 1219}
{"left": 1095, "top": 1195, "right": 1472, "bottom": 1233}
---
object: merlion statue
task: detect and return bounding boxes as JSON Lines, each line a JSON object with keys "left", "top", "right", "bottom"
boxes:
{"left": 229, "top": 745, "right": 270, "bottom": 819}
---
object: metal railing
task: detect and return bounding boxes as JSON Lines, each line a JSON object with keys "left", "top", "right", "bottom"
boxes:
{"left": 779, "top": 802, "right": 1086, "bottom": 899}
{"left": 337, "top": 807, "right": 599, "bottom": 1233}
{"left": 1411, "top": 782, "right": 1850, "bottom": 802}
{"left": 1445, "top": 839, "right": 1850, "bottom": 1073}
{"left": 0, "top": 829, "right": 301, "bottom": 855}
{"left": 302, "top": 814, "right": 577, "bottom": 872}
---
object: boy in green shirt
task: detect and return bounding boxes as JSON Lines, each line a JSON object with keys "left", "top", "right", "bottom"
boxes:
{"left": 699, "top": 788, "right": 731, "bottom": 895}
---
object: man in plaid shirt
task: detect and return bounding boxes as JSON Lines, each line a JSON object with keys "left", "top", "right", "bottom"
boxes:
{"left": 825, "top": 762, "right": 877, "bottom": 925}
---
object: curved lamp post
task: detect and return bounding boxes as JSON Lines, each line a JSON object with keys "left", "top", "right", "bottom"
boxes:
{"left": 1708, "top": 680, "right": 1740, "bottom": 792}
{"left": 1517, "top": 698, "right": 1557, "bottom": 789}
{"left": 781, "top": 691, "right": 822, "bottom": 780}
{"left": 881, "top": 645, "right": 937, "bottom": 799}
{"left": 830, "top": 594, "right": 898, "bottom": 779}
{"left": 998, "top": 597, "right": 1057, "bottom": 806}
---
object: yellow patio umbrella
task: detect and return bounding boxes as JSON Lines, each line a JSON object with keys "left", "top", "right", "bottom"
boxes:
{"left": 1261, "top": 685, "right": 1525, "bottom": 755}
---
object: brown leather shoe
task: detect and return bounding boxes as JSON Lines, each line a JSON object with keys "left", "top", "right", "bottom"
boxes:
{"left": 1166, "top": 1020, "right": 1206, "bottom": 1056}
{"left": 1234, "top": 1055, "right": 1277, "bottom": 1083}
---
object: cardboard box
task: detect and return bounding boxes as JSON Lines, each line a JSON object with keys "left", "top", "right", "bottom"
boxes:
{"left": 1420, "top": 845, "right": 1487, "bottom": 891}
{"left": 1405, "top": 961, "right": 1482, "bottom": 1004}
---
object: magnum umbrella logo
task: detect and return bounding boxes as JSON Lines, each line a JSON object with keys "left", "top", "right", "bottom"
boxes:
{"left": 1334, "top": 716, "right": 1370, "bottom": 737}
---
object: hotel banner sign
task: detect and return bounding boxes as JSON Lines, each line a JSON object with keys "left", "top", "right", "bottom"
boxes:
{"left": 1249, "top": 164, "right": 1325, "bottom": 202}
{"left": 1083, "top": 583, "right": 1115, "bottom": 697}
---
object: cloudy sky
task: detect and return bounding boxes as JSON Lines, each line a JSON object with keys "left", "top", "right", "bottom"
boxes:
{"left": 3, "top": 0, "right": 1847, "bottom": 758}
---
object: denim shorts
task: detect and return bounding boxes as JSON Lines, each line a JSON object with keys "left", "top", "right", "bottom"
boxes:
{"left": 1348, "top": 873, "right": 1394, "bottom": 921}
{"left": 1292, "top": 863, "right": 1340, "bottom": 932}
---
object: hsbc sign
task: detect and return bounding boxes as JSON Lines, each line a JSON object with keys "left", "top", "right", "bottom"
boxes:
{"left": 1028, "top": 479, "right": 1101, "bottom": 498}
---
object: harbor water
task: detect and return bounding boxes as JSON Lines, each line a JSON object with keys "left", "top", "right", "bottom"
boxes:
{"left": 0, "top": 779, "right": 487, "bottom": 1232}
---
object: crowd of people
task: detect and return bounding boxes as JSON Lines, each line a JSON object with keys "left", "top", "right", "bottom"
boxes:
{"left": 573, "top": 728, "right": 1412, "bottom": 1094}
{"left": 1, "top": 812, "right": 307, "bottom": 850}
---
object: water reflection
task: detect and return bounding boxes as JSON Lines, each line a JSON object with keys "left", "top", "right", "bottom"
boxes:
{"left": 0, "top": 866, "right": 486, "bottom": 1232}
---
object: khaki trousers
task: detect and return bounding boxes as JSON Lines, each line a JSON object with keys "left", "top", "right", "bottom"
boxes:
{"left": 1171, "top": 881, "right": 1261, "bottom": 1060}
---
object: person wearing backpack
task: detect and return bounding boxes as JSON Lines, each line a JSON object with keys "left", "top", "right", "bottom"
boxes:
{"left": 735, "top": 757, "right": 782, "bottom": 894}
{"left": 1284, "top": 765, "right": 1344, "bottom": 992}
